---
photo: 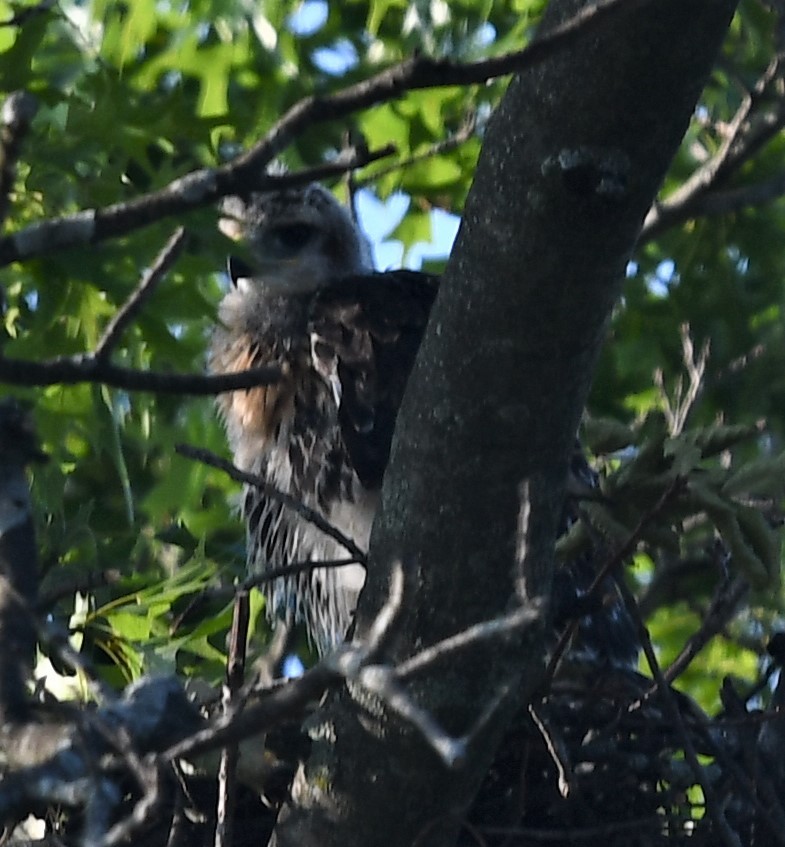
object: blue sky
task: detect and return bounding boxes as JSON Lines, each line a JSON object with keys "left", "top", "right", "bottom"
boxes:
{"left": 355, "top": 189, "right": 460, "bottom": 271}
{"left": 284, "top": 1, "right": 461, "bottom": 272}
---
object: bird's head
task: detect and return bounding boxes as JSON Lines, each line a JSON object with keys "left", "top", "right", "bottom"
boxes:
{"left": 219, "top": 183, "right": 372, "bottom": 295}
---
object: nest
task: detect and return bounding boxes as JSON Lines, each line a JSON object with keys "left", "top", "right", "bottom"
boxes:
{"left": 467, "top": 658, "right": 785, "bottom": 847}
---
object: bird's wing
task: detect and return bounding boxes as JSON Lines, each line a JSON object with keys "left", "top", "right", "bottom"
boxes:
{"left": 309, "top": 270, "right": 439, "bottom": 490}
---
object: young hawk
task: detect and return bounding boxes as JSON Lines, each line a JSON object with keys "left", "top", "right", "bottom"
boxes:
{"left": 209, "top": 183, "right": 636, "bottom": 666}
{"left": 209, "top": 184, "right": 437, "bottom": 655}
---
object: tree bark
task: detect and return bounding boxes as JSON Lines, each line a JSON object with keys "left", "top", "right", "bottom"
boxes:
{"left": 271, "top": 1, "right": 739, "bottom": 845}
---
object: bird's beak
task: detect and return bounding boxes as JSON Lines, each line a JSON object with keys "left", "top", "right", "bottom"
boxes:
{"left": 227, "top": 255, "right": 255, "bottom": 288}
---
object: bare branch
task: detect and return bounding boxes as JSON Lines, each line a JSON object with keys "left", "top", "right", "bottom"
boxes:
{"left": 358, "top": 664, "right": 467, "bottom": 767}
{"left": 396, "top": 604, "right": 540, "bottom": 682}
{"left": 164, "top": 661, "right": 339, "bottom": 764}
{"left": 0, "top": 220, "right": 278, "bottom": 395}
{"left": 346, "top": 596, "right": 535, "bottom": 768}
{"left": 0, "top": 355, "right": 279, "bottom": 395}
{"left": 544, "top": 477, "right": 683, "bottom": 687}
{"left": 529, "top": 702, "right": 572, "bottom": 799}
{"left": 240, "top": 557, "right": 364, "bottom": 589}
{"left": 214, "top": 592, "right": 249, "bottom": 847}
{"left": 175, "top": 443, "right": 368, "bottom": 564}
{"left": 90, "top": 718, "right": 167, "bottom": 847}
{"left": 662, "top": 576, "right": 748, "bottom": 685}
{"left": 514, "top": 480, "right": 532, "bottom": 603}
{"left": 615, "top": 576, "right": 745, "bottom": 847}
{"left": 165, "top": 584, "right": 537, "bottom": 769}
{"left": 654, "top": 323, "right": 710, "bottom": 436}
{"left": 359, "top": 560, "right": 405, "bottom": 660}
{"left": 95, "top": 228, "right": 186, "bottom": 361}
{"left": 641, "top": 48, "right": 785, "bottom": 242}
{"left": 353, "top": 113, "right": 479, "bottom": 188}
{"left": 641, "top": 169, "right": 785, "bottom": 242}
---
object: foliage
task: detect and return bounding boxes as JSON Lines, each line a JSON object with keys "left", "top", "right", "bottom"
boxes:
{"left": 0, "top": 0, "right": 784, "bottom": 812}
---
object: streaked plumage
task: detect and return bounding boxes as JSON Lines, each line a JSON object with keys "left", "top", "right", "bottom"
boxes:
{"left": 209, "top": 182, "right": 636, "bottom": 666}
{"left": 209, "top": 184, "right": 436, "bottom": 653}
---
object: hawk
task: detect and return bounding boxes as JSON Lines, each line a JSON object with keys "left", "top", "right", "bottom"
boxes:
{"left": 209, "top": 183, "right": 436, "bottom": 655}
{"left": 209, "top": 182, "right": 636, "bottom": 666}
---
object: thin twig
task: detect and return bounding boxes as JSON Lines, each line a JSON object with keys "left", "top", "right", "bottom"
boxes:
{"left": 396, "top": 605, "right": 540, "bottom": 681}
{"left": 662, "top": 576, "right": 748, "bottom": 685}
{"left": 175, "top": 443, "right": 367, "bottom": 564}
{"left": 214, "top": 591, "right": 249, "bottom": 847}
{"left": 240, "top": 557, "right": 364, "bottom": 589}
{"left": 95, "top": 228, "right": 186, "bottom": 361}
{"left": 514, "top": 479, "right": 532, "bottom": 604}
{"left": 353, "top": 113, "right": 479, "bottom": 188}
{"left": 655, "top": 323, "right": 709, "bottom": 436}
{"left": 266, "top": 143, "right": 397, "bottom": 189}
{"left": 544, "top": 477, "right": 683, "bottom": 687}
{"left": 528, "top": 703, "right": 571, "bottom": 799}
{"left": 167, "top": 559, "right": 363, "bottom": 636}
{"left": 641, "top": 50, "right": 785, "bottom": 242}
{"left": 615, "top": 577, "right": 744, "bottom": 847}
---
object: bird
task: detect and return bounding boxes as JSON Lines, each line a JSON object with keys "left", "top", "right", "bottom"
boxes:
{"left": 209, "top": 183, "right": 437, "bottom": 656}
{"left": 209, "top": 181, "right": 637, "bottom": 666}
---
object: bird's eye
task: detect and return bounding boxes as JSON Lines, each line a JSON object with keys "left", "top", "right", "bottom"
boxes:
{"left": 268, "top": 223, "right": 318, "bottom": 251}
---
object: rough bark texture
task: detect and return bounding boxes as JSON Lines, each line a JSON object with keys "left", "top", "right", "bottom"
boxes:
{"left": 271, "top": 1, "right": 739, "bottom": 845}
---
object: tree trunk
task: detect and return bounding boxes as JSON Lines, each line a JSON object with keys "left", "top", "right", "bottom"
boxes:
{"left": 271, "top": 1, "right": 738, "bottom": 844}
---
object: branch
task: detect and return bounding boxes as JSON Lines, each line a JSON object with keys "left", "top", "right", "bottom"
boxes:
{"left": 94, "top": 227, "right": 186, "bottom": 361}
{"left": 239, "top": 557, "right": 364, "bottom": 588}
{"left": 169, "top": 559, "right": 363, "bottom": 637}
{"left": 166, "top": 568, "right": 537, "bottom": 770}
{"left": 544, "top": 477, "right": 683, "bottom": 687}
{"left": 641, "top": 169, "right": 785, "bottom": 242}
{"left": 232, "top": 0, "right": 652, "bottom": 179}
{"left": 662, "top": 575, "right": 748, "bottom": 685}
{"left": 0, "top": 355, "right": 279, "bottom": 395}
{"left": 353, "top": 113, "right": 480, "bottom": 189}
{"left": 214, "top": 591, "right": 249, "bottom": 847}
{"left": 0, "top": 0, "right": 649, "bottom": 268}
{"left": 0, "top": 677, "right": 201, "bottom": 845}
{"left": 615, "top": 577, "right": 744, "bottom": 847}
{"left": 175, "top": 443, "right": 368, "bottom": 564}
{"left": 0, "top": 143, "right": 392, "bottom": 268}
{"left": 0, "top": 219, "right": 279, "bottom": 395}
{"left": 640, "top": 46, "right": 785, "bottom": 241}
{"left": 395, "top": 604, "right": 540, "bottom": 681}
